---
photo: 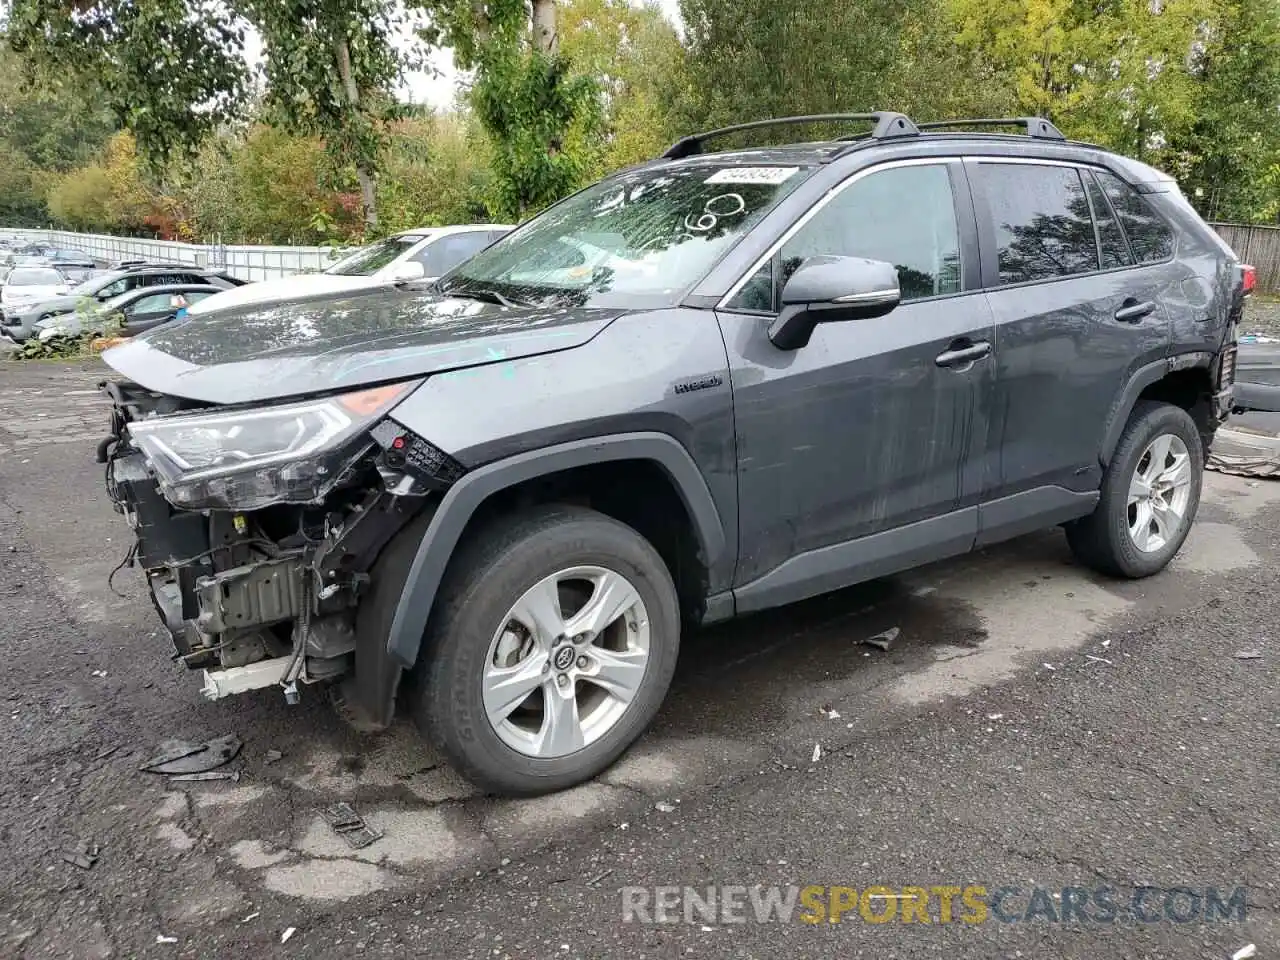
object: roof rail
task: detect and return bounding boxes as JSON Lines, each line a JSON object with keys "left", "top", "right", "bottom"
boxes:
{"left": 661, "top": 112, "right": 920, "bottom": 160}
{"left": 915, "top": 117, "right": 1067, "bottom": 141}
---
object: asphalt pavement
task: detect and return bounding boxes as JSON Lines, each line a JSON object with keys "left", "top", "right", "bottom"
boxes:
{"left": 0, "top": 360, "right": 1274, "bottom": 959}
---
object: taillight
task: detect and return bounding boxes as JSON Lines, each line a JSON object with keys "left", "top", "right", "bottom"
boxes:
{"left": 1242, "top": 264, "right": 1257, "bottom": 296}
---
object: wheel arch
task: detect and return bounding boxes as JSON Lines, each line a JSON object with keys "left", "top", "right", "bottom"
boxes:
{"left": 1101, "top": 356, "right": 1216, "bottom": 466}
{"left": 387, "top": 433, "right": 726, "bottom": 671}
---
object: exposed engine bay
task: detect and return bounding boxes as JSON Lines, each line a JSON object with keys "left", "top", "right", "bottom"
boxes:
{"left": 99, "top": 378, "right": 460, "bottom": 703}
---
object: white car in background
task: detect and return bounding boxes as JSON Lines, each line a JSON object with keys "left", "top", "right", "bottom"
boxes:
{"left": 1, "top": 266, "right": 70, "bottom": 321}
{"left": 186, "top": 224, "right": 513, "bottom": 317}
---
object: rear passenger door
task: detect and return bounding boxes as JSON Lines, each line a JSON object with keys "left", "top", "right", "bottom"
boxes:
{"left": 970, "top": 159, "right": 1176, "bottom": 543}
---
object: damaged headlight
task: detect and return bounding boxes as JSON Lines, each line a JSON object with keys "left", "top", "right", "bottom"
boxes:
{"left": 127, "top": 381, "right": 420, "bottom": 510}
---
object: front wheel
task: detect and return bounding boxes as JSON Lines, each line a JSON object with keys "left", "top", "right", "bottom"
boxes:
{"left": 416, "top": 505, "right": 680, "bottom": 796}
{"left": 1066, "top": 401, "right": 1203, "bottom": 578}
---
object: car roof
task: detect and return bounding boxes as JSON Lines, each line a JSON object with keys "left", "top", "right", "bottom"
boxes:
{"left": 393, "top": 224, "right": 515, "bottom": 240}
{"left": 640, "top": 112, "right": 1173, "bottom": 190}
{"left": 111, "top": 283, "right": 222, "bottom": 299}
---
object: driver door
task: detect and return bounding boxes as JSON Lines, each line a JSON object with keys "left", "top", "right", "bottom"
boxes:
{"left": 119, "top": 293, "right": 188, "bottom": 335}
{"left": 717, "top": 160, "right": 996, "bottom": 610}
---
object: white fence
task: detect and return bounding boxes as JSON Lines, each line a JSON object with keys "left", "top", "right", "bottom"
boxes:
{"left": 3, "top": 228, "right": 346, "bottom": 282}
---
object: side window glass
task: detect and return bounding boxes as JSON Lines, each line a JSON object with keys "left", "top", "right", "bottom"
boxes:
{"left": 726, "top": 259, "right": 774, "bottom": 312}
{"left": 1084, "top": 172, "right": 1134, "bottom": 269}
{"left": 95, "top": 280, "right": 126, "bottom": 299}
{"left": 1095, "top": 170, "right": 1174, "bottom": 263}
{"left": 413, "top": 234, "right": 492, "bottom": 276}
{"left": 979, "top": 163, "right": 1098, "bottom": 284}
{"left": 779, "top": 164, "right": 961, "bottom": 302}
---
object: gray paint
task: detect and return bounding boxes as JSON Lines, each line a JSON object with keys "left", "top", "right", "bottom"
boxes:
{"left": 102, "top": 131, "right": 1241, "bottom": 690}
{"left": 383, "top": 432, "right": 728, "bottom": 668}
{"left": 102, "top": 289, "right": 624, "bottom": 405}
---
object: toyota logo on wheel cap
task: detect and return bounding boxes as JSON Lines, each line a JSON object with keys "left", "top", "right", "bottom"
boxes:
{"left": 553, "top": 645, "right": 576, "bottom": 671}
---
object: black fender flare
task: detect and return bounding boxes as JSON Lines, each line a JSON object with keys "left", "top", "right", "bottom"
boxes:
{"left": 1098, "top": 356, "right": 1218, "bottom": 466}
{"left": 385, "top": 431, "right": 727, "bottom": 669}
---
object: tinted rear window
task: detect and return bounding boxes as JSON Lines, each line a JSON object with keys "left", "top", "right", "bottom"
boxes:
{"left": 1095, "top": 170, "right": 1175, "bottom": 263}
{"left": 978, "top": 163, "right": 1098, "bottom": 284}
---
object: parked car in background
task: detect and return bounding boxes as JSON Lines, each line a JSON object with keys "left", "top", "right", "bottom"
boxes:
{"left": 1, "top": 266, "right": 70, "bottom": 320}
{"left": 36, "top": 284, "right": 225, "bottom": 340}
{"left": 184, "top": 224, "right": 513, "bottom": 317}
{"left": 2, "top": 266, "right": 244, "bottom": 342}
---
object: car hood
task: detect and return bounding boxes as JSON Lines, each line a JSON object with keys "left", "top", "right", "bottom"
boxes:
{"left": 102, "top": 286, "right": 624, "bottom": 404}
{"left": 186, "top": 272, "right": 386, "bottom": 316}
{"left": 22, "top": 294, "right": 81, "bottom": 316}
{"left": 2, "top": 285, "right": 63, "bottom": 303}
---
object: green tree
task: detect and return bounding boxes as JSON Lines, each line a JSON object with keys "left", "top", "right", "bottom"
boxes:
{"left": 678, "top": 0, "right": 925, "bottom": 132}
{"left": 186, "top": 125, "right": 355, "bottom": 243}
{"left": 239, "top": 0, "right": 423, "bottom": 230}
{"left": 417, "top": 0, "right": 603, "bottom": 219}
{"left": 376, "top": 112, "right": 495, "bottom": 231}
{"left": 7, "top": 0, "right": 250, "bottom": 165}
{"left": 559, "top": 0, "right": 686, "bottom": 171}
{"left": 0, "top": 47, "right": 118, "bottom": 172}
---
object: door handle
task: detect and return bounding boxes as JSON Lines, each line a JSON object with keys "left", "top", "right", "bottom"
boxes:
{"left": 1114, "top": 299, "right": 1156, "bottom": 323}
{"left": 935, "top": 340, "right": 991, "bottom": 368}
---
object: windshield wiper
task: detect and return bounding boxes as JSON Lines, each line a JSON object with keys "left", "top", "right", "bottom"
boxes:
{"left": 441, "top": 286, "right": 526, "bottom": 308}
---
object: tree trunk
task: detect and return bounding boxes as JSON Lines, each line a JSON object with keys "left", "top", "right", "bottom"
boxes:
{"left": 335, "top": 35, "right": 378, "bottom": 230}
{"left": 531, "top": 0, "right": 558, "bottom": 55}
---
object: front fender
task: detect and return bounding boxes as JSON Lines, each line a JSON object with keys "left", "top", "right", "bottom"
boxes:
{"left": 385, "top": 432, "right": 727, "bottom": 669}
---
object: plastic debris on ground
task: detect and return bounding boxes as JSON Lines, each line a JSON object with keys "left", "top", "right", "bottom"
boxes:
{"left": 320, "top": 802, "right": 383, "bottom": 849}
{"left": 861, "top": 627, "right": 899, "bottom": 651}
{"left": 1208, "top": 412, "right": 1280, "bottom": 478}
{"left": 1234, "top": 650, "right": 1264, "bottom": 660}
{"left": 281, "top": 927, "right": 297, "bottom": 945}
{"left": 61, "top": 839, "right": 99, "bottom": 870}
{"left": 654, "top": 800, "right": 677, "bottom": 813}
{"left": 1232, "top": 945, "right": 1257, "bottom": 960}
{"left": 821, "top": 704, "right": 841, "bottom": 720}
{"left": 168, "top": 770, "right": 241, "bottom": 783}
{"left": 811, "top": 743, "right": 822, "bottom": 763}
{"left": 264, "top": 749, "right": 283, "bottom": 765}
{"left": 156, "top": 935, "right": 178, "bottom": 945}
{"left": 140, "top": 735, "right": 242, "bottom": 775}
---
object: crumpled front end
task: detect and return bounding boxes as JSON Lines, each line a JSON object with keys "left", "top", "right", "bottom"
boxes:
{"left": 99, "top": 377, "right": 459, "bottom": 703}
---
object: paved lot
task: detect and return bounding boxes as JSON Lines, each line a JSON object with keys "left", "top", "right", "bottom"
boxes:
{"left": 0, "top": 360, "right": 1275, "bottom": 959}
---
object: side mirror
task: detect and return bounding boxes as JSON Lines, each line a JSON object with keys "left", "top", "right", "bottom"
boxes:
{"left": 390, "top": 261, "right": 426, "bottom": 283}
{"left": 768, "top": 255, "right": 901, "bottom": 350}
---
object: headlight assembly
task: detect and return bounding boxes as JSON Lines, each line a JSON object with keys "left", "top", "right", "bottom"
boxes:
{"left": 127, "top": 381, "right": 420, "bottom": 510}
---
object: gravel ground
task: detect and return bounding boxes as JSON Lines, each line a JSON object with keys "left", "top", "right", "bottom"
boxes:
{"left": 1242, "top": 297, "right": 1280, "bottom": 338}
{"left": 0, "top": 362, "right": 1275, "bottom": 960}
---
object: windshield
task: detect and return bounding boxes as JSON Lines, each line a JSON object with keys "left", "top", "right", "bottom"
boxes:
{"left": 324, "top": 235, "right": 425, "bottom": 277}
{"left": 8, "top": 267, "right": 63, "bottom": 286}
{"left": 437, "top": 162, "right": 811, "bottom": 308}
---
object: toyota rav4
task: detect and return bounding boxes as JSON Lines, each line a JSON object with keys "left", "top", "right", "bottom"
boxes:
{"left": 99, "top": 112, "right": 1244, "bottom": 796}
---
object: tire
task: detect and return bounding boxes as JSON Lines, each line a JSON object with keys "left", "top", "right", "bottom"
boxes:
{"left": 415, "top": 504, "right": 680, "bottom": 796}
{"left": 1066, "top": 401, "right": 1203, "bottom": 578}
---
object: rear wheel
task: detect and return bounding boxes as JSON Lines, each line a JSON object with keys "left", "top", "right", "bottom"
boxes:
{"left": 1066, "top": 401, "right": 1203, "bottom": 578}
{"left": 416, "top": 505, "right": 680, "bottom": 796}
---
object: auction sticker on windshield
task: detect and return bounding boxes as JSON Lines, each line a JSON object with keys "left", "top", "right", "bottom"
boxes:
{"left": 705, "top": 167, "right": 800, "bottom": 185}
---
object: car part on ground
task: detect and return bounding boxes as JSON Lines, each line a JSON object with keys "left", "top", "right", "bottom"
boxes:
{"left": 98, "top": 110, "right": 1242, "bottom": 795}
{"left": 1232, "top": 337, "right": 1280, "bottom": 413}
{"left": 1208, "top": 410, "right": 1280, "bottom": 478}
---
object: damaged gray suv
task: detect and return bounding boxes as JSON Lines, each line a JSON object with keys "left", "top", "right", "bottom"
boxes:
{"left": 101, "top": 112, "right": 1244, "bottom": 796}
